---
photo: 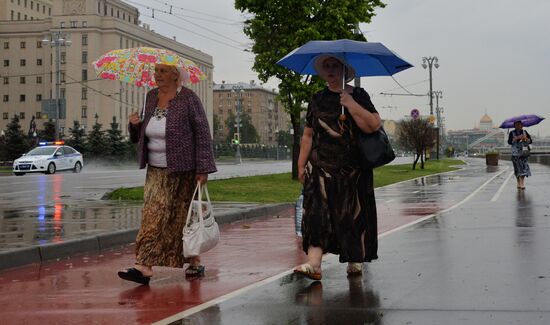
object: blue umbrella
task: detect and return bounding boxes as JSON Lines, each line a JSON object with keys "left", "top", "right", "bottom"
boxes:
{"left": 499, "top": 114, "right": 545, "bottom": 129}
{"left": 276, "top": 39, "right": 413, "bottom": 77}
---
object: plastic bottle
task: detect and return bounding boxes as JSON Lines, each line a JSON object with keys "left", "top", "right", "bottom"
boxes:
{"left": 295, "top": 190, "right": 304, "bottom": 237}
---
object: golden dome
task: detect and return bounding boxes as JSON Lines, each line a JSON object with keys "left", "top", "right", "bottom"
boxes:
{"left": 480, "top": 114, "right": 492, "bottom": 123}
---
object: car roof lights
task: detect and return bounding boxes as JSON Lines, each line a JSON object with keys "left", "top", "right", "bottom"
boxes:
{"left": 39, "top": 141, "right": 64, "bottom": 146}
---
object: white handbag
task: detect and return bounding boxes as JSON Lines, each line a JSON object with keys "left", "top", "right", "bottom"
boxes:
{"left": 182, "top": 183, "right": 220, "bottom": 258}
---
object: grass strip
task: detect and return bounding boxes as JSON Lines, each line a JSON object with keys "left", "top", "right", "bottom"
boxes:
{"left": 107, "top": 159, "right": 465, "bottom": 203}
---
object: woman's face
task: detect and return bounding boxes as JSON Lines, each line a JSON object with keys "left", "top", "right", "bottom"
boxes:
{"left": 318, "top": 57, "right": 344, "bottom": 84}
{"left": 154, "top": 64, "right": 178, "bottom": 88}
{"left": 514, "top": 121, "right": 523, "bottom": 130}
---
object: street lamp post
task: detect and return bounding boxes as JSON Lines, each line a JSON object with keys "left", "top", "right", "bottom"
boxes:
{"left": 42, "top": 32, "right": 71, "bottom": 140}
{"left": 231, "top": 85, "right": 244, "bottom": 164}
{"left": 422, "top": 56, "right": 439, "bottom": 116}
{"left": 433, "top": 90, "right": 443, "bottom": 159}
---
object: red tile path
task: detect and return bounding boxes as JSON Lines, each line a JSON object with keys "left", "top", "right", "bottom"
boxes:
{"left": 0, "top": 200, "right": 454, "bottom": 324}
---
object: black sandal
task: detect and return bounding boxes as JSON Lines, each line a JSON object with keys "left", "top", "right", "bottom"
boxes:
{"left": 118, "top": 267, "right": 151, "bottom": 285}
{"left": 185, "top": 265, "right": 205, "bottom": 278}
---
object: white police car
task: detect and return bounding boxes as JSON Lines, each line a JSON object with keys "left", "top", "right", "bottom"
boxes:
{"left": 13, "top": 141, "right": 84, "bottom": 176}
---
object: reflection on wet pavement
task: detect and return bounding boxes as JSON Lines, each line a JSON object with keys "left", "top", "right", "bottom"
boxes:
{"left": 0, "top": 202, "right": 143, "bottom": 251}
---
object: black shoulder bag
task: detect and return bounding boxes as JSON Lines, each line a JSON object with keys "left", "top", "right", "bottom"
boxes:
{"left": 358, "top": 127, "right": 396, "bottom": 169}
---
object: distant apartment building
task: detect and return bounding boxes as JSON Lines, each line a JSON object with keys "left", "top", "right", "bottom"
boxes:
{"left": 213, "top": 81, "right": 290, "bottom": 146}
{"left": 0, "top": 0, "right": 213, "bottom": 137}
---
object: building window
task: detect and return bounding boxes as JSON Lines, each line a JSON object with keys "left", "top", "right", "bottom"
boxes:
{"left": 43, "top": 5, "right": 45, "bottom": 13}
{"left": 36, "top": 112, "right": 42, "bottom": 119}
{"left": 82, "top": 21, "right": 87, "bottom": 28}
{"left": 123, "top": 13, "right": 125, "bottom": 20}
{"left": 81, "top": 106, "right": 87, "bottom": 118}
{"left": 24, "top": 14, "right": 27, "bottom": 20}
{"left": 60, "top": 52, "right": 66, "bottom": 64}
{"left": 82, "top": 34, "right": 88, "bottom": 45}
{"left": 81, "top": 88, "right": 87, "bottom": 100}
{"left": 36, "top": 94, "right": 42, "bottom": 101}
{"left": 2, "top": 113, "right": 8, "bottom": 120}
{"left": 20, "top": 59, "right": 26, "bottom": 66}
{"left": 2, "top": 77, "right": 8, "bottom": 85}
{"left": 82, "top": 69, "right": 87, "bottom": 81}
{"left": 20, "top": 94, "right": 26, "bottom": 102}
{"left": 60, "top": 89, "right": 65, "bottom": 99}
{"left": 36, "top": 40, "right": 42, "bottom": 48}
{"left": 11, "top": 10, "right": 14, "bottom": 20}
{"left": 60, "top": 21, "right": 65, "bottom": 28}
{"left": 37, "top": 58, "right": 42, "bottom": 66}
{"left": 36, "top": 76, "right": 42, "bottom": 84}
{"left": 3, "top": 60, "right": 8, "bottom": 67}
{"left": 3, "top": 42, "right": 8, "bottom": 49}
{"left": 70, "top": 21, "right": 77, "bottom": 28}
{"left": 20, "top": 112, "right": 25, "bottom": 119}
{"left": 2, "top": 95, "right": 8, "bottom": 102}
{"left": 61, "top": 72, "right": 65, "bottom": 83}
{"left": 31, "top": 1, "right": 33, "bottom": 9}
{"left": 48, "top": 8, "right": 51, "bottom": 15}
{"left": 111, "top": 8, "right": 113, "bottom": 16}
{"left": 24, "top": 0, "right": 27, "bottom": 7}
{"left": 20, "top": 77, "right": 26, "bottom": 84}
{"left": 81, "top": 51, "right": 88, "bottom": 63}
{"left": 20, "top": 41, "right": 26, "bottom": 48}
{"left": 18, "top": 12, "right": 21, "bottom": 20}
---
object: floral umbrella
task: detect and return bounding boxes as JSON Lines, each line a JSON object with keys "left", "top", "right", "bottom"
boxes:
{"left": 92, "top": 47, "right": 206, "bottom": 87}
{"left": 92, "top": 47, "right": 206, "bottom": 119}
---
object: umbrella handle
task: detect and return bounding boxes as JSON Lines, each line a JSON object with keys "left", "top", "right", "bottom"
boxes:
{"left": 140, "top": 88, "right": 148, "bottom": 122}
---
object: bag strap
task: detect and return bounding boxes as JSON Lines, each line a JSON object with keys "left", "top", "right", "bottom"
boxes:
{"left": 184, "top": 182, "right": 201, "bottom": 229}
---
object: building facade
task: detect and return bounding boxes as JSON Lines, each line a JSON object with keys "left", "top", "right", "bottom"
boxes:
{"left": 0, "top": 0, "right": 213, "bottom": 138}
{"left": 447, "top": 114, "right": 506, "bottom": 152}
{"left": 213, "top": 81, "right": 290, "bottom": 146}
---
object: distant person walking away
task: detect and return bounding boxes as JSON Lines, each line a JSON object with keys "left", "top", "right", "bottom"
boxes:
{"left": 118, "top": 63, "right": 216, "bottom": 285}
{"left": 294, "top": 55, "right": 381, "bottom": 280}
{"left": 508, "top": 120, "right": 532, "bottom": 190}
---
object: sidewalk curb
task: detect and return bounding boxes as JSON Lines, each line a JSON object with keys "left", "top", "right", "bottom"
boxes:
{"left": 0, "top": 203, "right": 292, "bottom": 270}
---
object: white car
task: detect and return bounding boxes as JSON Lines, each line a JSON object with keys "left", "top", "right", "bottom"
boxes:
{"left": 13, "top": 142, "right": 84, "bottom": 176}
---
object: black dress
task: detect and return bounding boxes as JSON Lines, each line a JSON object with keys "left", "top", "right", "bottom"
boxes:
{"left": 302, "top": 87, "right": 378, "bottom": 263}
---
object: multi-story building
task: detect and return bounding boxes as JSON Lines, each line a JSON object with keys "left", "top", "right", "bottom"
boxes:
{"left": 0, "top": 0, "right": 213, "bottom": 137}
{"left": 447, "top": 113, "right": 506, "bottom": 152}
{"left": 213, "top": 81, "right": 290, "bottom": 146}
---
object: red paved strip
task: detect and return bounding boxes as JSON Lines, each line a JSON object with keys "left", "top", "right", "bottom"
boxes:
{"left": 0, "top": 201, "right": 452, "bottom": 324}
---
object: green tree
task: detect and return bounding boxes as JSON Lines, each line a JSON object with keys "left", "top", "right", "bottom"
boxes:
{"left": 235, "top": 0, "right": 385, "bottom": 178}
{"left": 105, "top": 116, "right": 126, "bottom": 159}
{"left": 85, "top": 121, "right": 107, "bottom": 159}
{"left": 39, "top": 119, "right": 56, "bottom": 141}
{"left": 66, "top": 120, "right": 86, "bottom": 153}
{"left": 4, "top": 115, "right": 30, "bottom": 161}
{"left": 397, "top": 118, "right": 436, "bottom": 170}
{"left": 225, "top": 111, "right": 260, "bottom": 144}
{"left": 276, "top": 130, "right": 293, "bottom": 148}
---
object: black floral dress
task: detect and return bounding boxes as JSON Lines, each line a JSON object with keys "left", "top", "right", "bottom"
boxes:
{"left": 302, "top": 87, "right": 378, "bottom": 263}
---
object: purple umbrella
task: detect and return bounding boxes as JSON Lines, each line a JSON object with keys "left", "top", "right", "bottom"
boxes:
{"left": 499, "top": 114, "right": 545, "bottom": 129}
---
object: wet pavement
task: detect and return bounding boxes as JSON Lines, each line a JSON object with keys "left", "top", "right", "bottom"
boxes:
{"left": 0, "top": 160, "right": 293, "bottom": 252}
{"left": 1, "top": 159, "right": 549, "bottom": 324}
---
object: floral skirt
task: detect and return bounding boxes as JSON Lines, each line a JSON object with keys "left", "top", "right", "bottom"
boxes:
{"left": 511, "top": 156, "right": 531, "bottom": 178}
{"left": 302, "top": 164, "right": 378, "bottom": 263}
{"left": 135, "top": 166, "right": 196, "bottom": 268}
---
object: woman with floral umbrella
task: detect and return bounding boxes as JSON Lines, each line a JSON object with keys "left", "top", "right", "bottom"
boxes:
{"left": 95, "top": 48, "right": 216, "bottom": 284}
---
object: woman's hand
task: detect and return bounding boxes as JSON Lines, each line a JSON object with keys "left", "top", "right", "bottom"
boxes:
{"left": 129, "top": 112, "right": 140, "bottom": 125}
{"left": 298, "top": 166, "right": 306, "bottom": 184}
{"left": 196, "top": 173, "right": 208, "bottom": 185}
{"left": 339, "top": 90, "right": 357, "bottom": 109}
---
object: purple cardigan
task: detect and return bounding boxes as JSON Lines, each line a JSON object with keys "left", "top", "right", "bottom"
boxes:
{"left": 129, "top": 87, "right": 217, "bottom": 174}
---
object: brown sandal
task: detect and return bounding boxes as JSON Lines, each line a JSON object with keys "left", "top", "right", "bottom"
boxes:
{"left": 294, "top": 263, "right": 322, "bottom": 280}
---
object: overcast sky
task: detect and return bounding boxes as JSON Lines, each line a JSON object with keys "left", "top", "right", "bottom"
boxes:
{"left": 125, "top": 0, "right": 550, "bottom": 137}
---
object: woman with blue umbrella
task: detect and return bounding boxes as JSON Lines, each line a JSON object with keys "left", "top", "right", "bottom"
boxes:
{"left": 294, "top": 54, "right": 382, "bottom": 279}
{"left": 278, "top": 40, "right": 412, "bottom": 280}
